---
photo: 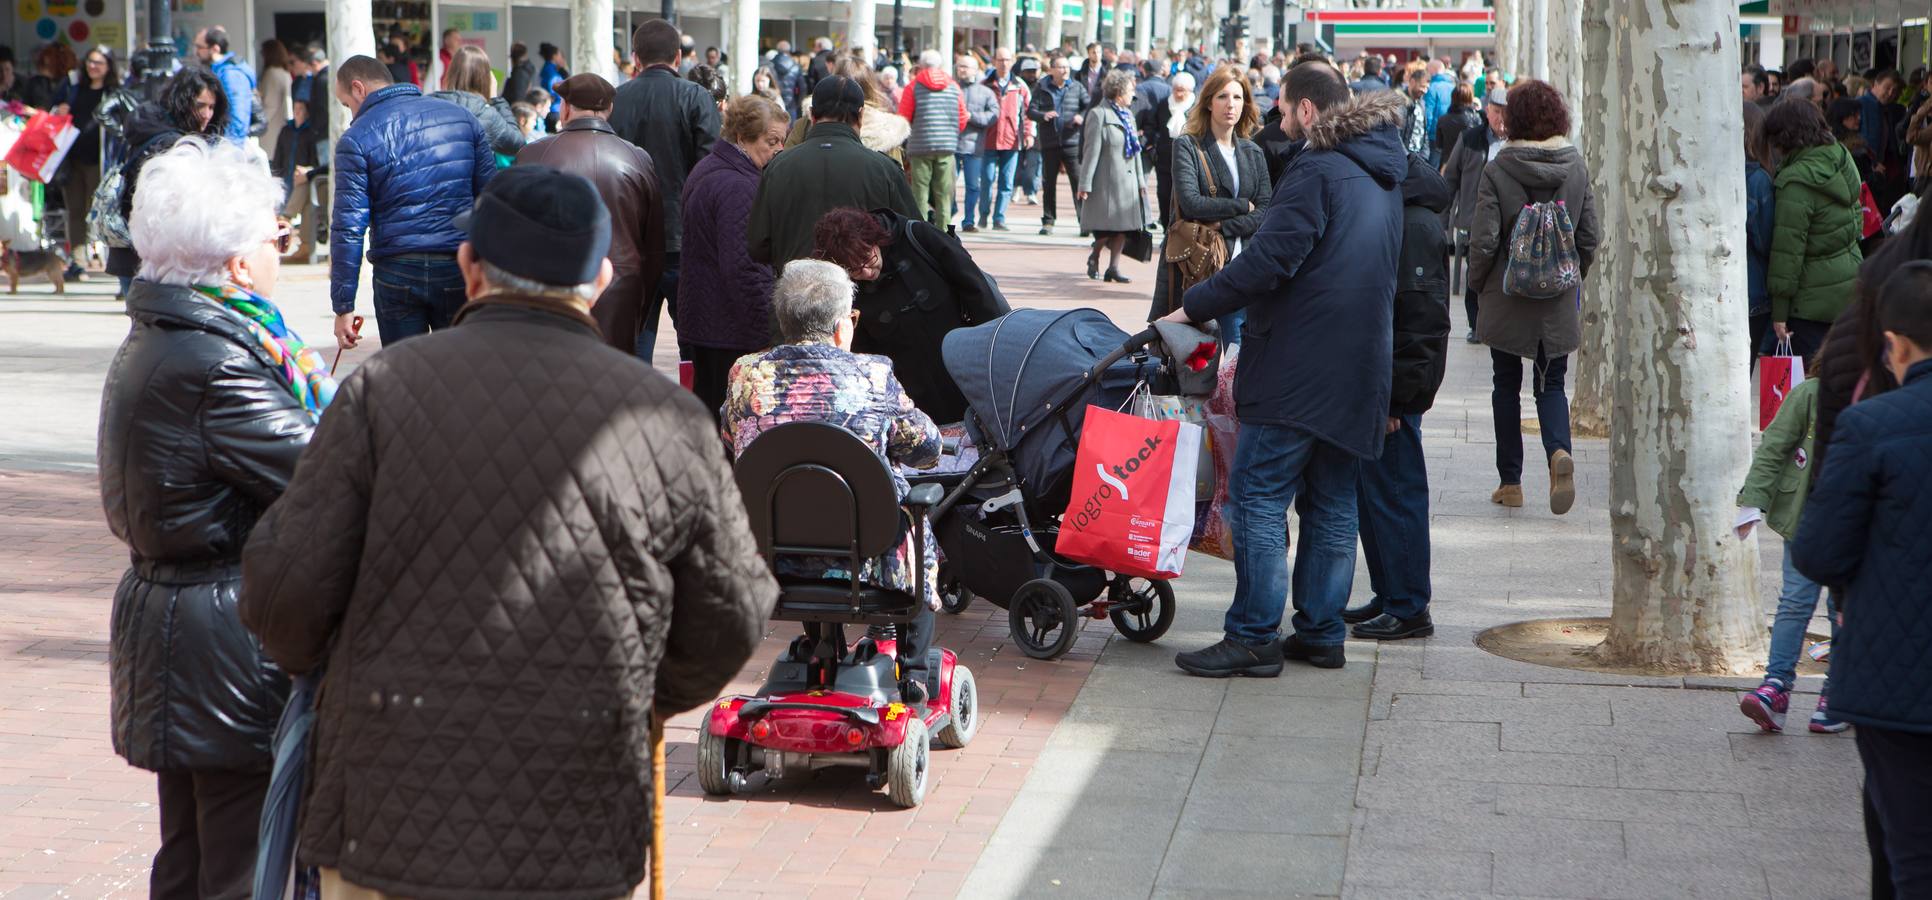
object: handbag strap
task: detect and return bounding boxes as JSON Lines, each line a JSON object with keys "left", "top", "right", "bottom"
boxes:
{"left": 1195, "top": 140, "right": 1218, "bottom": 197}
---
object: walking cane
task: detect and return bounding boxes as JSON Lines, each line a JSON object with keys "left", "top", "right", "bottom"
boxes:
{"left": 649, "top": 712, "right": 665, "bottom": 900}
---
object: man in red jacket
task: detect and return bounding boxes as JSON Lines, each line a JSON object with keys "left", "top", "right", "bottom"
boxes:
{"left": 981, "top": 46, "right": 1033, "bottom": 231}
{"left": 898, "top": 49, "right": 967, "bottom": 228}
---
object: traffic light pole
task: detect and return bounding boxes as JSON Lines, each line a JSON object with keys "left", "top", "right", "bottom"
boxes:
{"left": 892, "top": 0, "right": 905, "bottom": 60}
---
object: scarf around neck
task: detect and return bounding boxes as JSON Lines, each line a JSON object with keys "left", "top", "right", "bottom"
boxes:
{"left": 1113, "top": 103, "right": 1142, "bottom": 159}
{"left": 193, "top": 282, "right": 337, "bottom": 421}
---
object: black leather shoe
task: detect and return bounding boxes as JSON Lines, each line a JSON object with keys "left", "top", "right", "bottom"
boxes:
{"left": 1103, "top": 268, "right": 1132, "bottom": 284}
{"left": 1086, "top": 249, "right": 1101, "bottom": 280}
{"left": 1352, "top": 612, "right": 1435, "bottom": 641}
{"left": 1175, "top": 638, "right": 1284, "bottom": 678}
{"left": 962, "top": 224, "right": 978, "bottom": 233}
{"left": 1282, "top": 634, "right": 1346, "bottom": 669}
{"left": 900, "top": 679, "right": 929, "bottom": 704}
{"left": 1341, "top": 599, "right": 1385, "bottom": 625}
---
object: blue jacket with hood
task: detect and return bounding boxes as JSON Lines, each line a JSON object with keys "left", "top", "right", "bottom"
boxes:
{"left": 1182, "top": 90, "right": 1410, "bottom": 460}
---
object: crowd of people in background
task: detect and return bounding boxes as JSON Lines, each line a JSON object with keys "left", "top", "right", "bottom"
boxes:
{"left": 54, "top": 11, "right": 1932, "bottom": 898}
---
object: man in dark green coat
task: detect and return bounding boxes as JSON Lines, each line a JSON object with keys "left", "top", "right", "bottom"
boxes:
{"left": 748, "top": 76, "right": 919, "bottom": 272}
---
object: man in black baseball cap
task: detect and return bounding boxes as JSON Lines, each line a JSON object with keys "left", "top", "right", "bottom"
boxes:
{"left": 241, "top": 159, "right": 775, "bottom": 900}
{"left": 747, "top": 75, "right": 919, "bottom": 271}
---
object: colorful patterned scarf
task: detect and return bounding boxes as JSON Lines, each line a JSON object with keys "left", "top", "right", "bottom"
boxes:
{"left": 1113, "top": 103, "right": 1143, "bottom": 159}
{"left": 193, "top": 283, "right": 337, "bottom": 421}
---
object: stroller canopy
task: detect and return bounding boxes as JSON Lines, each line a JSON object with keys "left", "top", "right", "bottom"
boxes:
{"left": 942, "top": 308, "right": 1148, "bottom": 509}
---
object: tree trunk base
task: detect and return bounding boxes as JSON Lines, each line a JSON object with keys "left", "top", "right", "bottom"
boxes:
{"left": 1571, "top": 413, "right": 1610, "bottom": 439}
{"left": 1478, "top": 618, "right": 1802, "bottom": 677}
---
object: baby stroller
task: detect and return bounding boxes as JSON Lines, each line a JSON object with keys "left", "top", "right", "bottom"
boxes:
{"left": 918, "top": 308, "right": 1184, "bottom": 660}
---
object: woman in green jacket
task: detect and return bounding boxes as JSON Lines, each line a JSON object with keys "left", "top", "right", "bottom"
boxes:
{"left": 1764, "top": 100, "right": 1865, "bottom": 368}
{"left": 1735, "top": 377, "right": 1843, "bottom": 734}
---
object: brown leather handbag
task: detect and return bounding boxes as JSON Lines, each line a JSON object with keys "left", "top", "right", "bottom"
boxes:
{"left": 1160, "top": 142, "right": 1230, "bottom": 313}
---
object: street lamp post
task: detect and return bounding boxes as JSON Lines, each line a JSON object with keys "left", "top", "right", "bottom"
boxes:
{"left": 141, "top": 0, "right": 173, "bottom": 98}
{"left": 892, "top": 0, "right": 904, "bottom": 59}
{"left": 1018, "top": 0, "right": 1029, "bottom": 50}
{"left": 661, "top": 0, "right": 673, "bottom": 21}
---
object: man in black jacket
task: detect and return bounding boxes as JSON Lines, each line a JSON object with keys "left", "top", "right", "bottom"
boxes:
{"left": 1028, "top": 53, "right": 1088, "bottom": 235}
{"left": 748, "top": 77, "right": 919, "bottom": 272}
{"left": 1343, "top": 153, "right": 1452, "bottom": 640}
{"left": 609, "top": 17, "right": 720, "bottom": 363}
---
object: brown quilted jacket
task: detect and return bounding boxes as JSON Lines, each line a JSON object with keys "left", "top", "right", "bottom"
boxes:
{"left": 239, "top": 297, "right": 776, "bottom": 900}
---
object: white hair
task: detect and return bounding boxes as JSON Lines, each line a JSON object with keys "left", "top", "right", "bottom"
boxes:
{"left": 773, "top": 259, "right": 854, "bottom": 343}
{"left": 1171, "top": 72, "right": 1196, "bottom": 91}
{"left": 132, "top": 137, "right": 284, "bottom": 286}
{"left": 919, "top": 49, "right": 943, "bottom": 70}
{"left": 477, "top": 260, "right": 598, "bottom": 301}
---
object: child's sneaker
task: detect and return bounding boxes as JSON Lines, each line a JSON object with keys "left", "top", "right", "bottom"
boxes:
{"left": 1740, "top": 679, "right": 1789, "bottom": 732}
{"left": 1809, "top": 689, "right": 1851, "bottom": 734}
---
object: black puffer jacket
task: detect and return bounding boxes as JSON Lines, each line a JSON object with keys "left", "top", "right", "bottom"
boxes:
{"left": 853, "top": 209, "right": 1011, "bottom": 424}
{"left": 98, "top": 281, "right": 314, "bottom": 772}
{"left": 430, "top": 89, "right": 526, "bottom": 157}
{"left": 104, "top": 104, "right": 188, "bottom": 280}
{"left": 1392, "top": 153, "right": 1452, "bottom": 416}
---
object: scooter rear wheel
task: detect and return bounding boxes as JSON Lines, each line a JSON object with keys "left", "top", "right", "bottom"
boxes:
{"left": 934, "top": 664, "right": 979, "bottom": 748}
{"left": 886, "top": 717, "right": 931, "bottom": 808}
{"left": 696, "top": 725, "right": 737, "bottom": 796}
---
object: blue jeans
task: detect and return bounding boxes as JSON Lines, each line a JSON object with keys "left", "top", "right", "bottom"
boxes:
{"left": 1019, "top": 147, "right": 1042, "bottom": 195}
{"left": 1492, "top": 346, "right": 1572, "bottom": 484}
{"left": 959, "top": 152, "right": 989, "bottom": 228}
{"left": 1224, "top": 423, "right": 1362, "bottom": 647}
{"left": 1357, "top": 414, "right": 1431, "bottom": 619}
{"left": 982, "top": 149, "right": 1019, "bottom": 226}
{"left": 1766, "top": 542, "right": 1834, "bottom": 686}
{"left": 639, "top": 253, "right": 680, "bottom": 364}
{"left": 1217, "top": 308, "right": 1246, "bottom": 346}
{"left": 371, "top": 253, "right": 466, "bottom": 346}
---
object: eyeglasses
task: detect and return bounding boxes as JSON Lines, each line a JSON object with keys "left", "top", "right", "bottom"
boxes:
{"left": 267, "top": 220, "right": 296, "bottom": 255}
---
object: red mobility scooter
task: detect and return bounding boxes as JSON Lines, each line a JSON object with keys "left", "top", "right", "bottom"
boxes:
{"left": 698, "top": 421, "right": 979, "bottom": 808}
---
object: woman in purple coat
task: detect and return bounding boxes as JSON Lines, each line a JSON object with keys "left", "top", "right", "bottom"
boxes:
{"left": 677, "top": 94, "right": 792, "bottom": 413}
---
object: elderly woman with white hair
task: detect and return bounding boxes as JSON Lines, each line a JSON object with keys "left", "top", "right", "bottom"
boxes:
{"left": 95, "top": 137, "right": 323, "bottom": 897}
{"left": 721, "top": 259, "right": 944, "bottom": 701}
{"left": 1149, "top": 69, "right": 1197, "bottom": 227}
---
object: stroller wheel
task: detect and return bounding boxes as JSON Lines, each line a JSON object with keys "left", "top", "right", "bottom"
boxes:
{"left": 1008, "top": 578, "right": 1079, "bottom": 660}
{"left": 1108, "top": 577, "right": 1177, "bottom": 643}
{"left": 938, "top": 563, "right": 975, "bottom": 615}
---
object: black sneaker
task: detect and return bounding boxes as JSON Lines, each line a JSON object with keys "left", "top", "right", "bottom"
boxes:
{"left": 900, "top": 679, "right": 929, "bottom": 705}
{"left": 991, "top": 222, "right": 1010, "bottom": 232}
{"left": 1341, "top": 599, "right": 1384, "bottom": 625}
{"left": 1175, "top": 638, "right": 1283, "bottom": 678}
{"left": 1465, "top": 329, "right": 1479, "bottom": 344}
{"left": 1282, "top": 634, "right": 1346, "bottom": 669}
{"left": 1038, "top": 224, "right": 1052, "bottom": 235}
{"left": 1351, "top": 611, "right": 1435, "bottom": 641}
{"left": 962, "top": 224, "right": 978, "bottom": 233}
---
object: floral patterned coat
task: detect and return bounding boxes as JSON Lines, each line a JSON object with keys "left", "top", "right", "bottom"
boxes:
{"left": 722, "top": 341, "right": 943, "bottom": 608}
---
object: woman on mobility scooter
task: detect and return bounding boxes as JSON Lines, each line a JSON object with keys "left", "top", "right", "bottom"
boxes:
{"left": 721, "top": 259, "right": 944, "bottom": 701}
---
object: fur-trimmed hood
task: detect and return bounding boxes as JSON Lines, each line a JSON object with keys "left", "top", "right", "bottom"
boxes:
{"left": 859, "top": 106, "right": 913, "bottom": 153}
{"left": 1302, "top": 91, "right": 1410, "bottom": 189}
{"left": 1304, "top": 90, "right": 1410, "bottom": 151}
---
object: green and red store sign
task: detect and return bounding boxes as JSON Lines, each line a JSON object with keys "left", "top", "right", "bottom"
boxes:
{"left": 1304, "top": 8, "right": 1494, "bottom": 38}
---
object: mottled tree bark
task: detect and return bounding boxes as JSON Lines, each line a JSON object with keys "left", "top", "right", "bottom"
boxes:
{"left": 1569, "top": 0, "right": 1613, "bottom": 438}
{"left": 1595, "top": 0, "right": 1766, "bottom": 674}
{"left": 571, "top": 0, "right": 615, "bottom": 83}
{"left": 1082, "top": 0, "right": 1102, "bottom": 47}
{"left": 1494, "top": 0, "right": 1516, "bottom": 78}
{"left": 327, "top": 0, "right": 375, "bottom": 147}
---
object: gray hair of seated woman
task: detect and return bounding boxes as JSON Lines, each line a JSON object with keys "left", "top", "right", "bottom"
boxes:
{"left": 773, "top": 259, "right": 855, "bottom": 343}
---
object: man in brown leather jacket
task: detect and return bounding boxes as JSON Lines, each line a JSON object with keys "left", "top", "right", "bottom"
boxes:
{"left": 240, "top": 166, "right": 775, "bottom": 900}
{"left": 515, "top": 73, "right": 665, "bottom": 355}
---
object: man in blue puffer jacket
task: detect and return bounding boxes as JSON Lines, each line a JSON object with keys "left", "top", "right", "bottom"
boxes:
{"left": 194, "top": 26, "right": 255, "bottom": 144}
{"left": 329, "top": 55, "right": 497, "bottom": 350}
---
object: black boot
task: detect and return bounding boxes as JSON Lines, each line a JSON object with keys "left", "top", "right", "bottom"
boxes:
{"left": 1351, "top": 611, "right": 1435, "bottom": 641}
{"left": 1086, "top": 247, "right": 1101, "bottom": 280}
{"left": 1341, "top": 598, "right": 1385, "bottom": 625}
{"left": 1174, "top": 638, "right": 1284, "bottom": 678}
{"left": 1282, "top": 634, "right": 1346, "bottom": 669}
{"left": 1103, "top": 267, "right": 1132, "bottom": 284}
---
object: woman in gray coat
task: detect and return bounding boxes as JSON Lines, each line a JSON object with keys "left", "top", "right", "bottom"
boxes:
{"left": 430, "top": 45, "right": 527, "bottom": 157}
{"left": 1077, "top": 69, "right": 1149, "bottom": 282}
{"left": 1150, "top": 64, "right": 1270, "bottom": 340}
{"left": 1466, "top": 79, "right": 1599, "bottom": 516}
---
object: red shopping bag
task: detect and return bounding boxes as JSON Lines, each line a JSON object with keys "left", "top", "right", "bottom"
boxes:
{"left": 1860, "top": 183, "right": 1884, "bottom": 239}
{"left": 1759, "top": 338, "right": 1805, "bottom": 431}
{"left": 1056, "top": 405, "right": 1201, "bottom": 579}
{"left": 3, "top": 113, "right": 77, "bottom": 184}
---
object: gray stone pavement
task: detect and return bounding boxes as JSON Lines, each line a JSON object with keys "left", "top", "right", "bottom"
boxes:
{"left": 0, "top": 176, "right": 1866, "bottom": 898}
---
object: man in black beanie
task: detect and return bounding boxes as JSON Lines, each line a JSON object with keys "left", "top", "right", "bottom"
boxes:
{"left": 748, "top": 75, "right": 919, "bottom": 272}
{"left": 239, "top": 166, "right": 777, "bottom": 900}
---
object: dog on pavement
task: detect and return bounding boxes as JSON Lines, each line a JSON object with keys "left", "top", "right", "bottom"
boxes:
{"left": 1, "top": 240, "right": 67, "bottom": 294}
